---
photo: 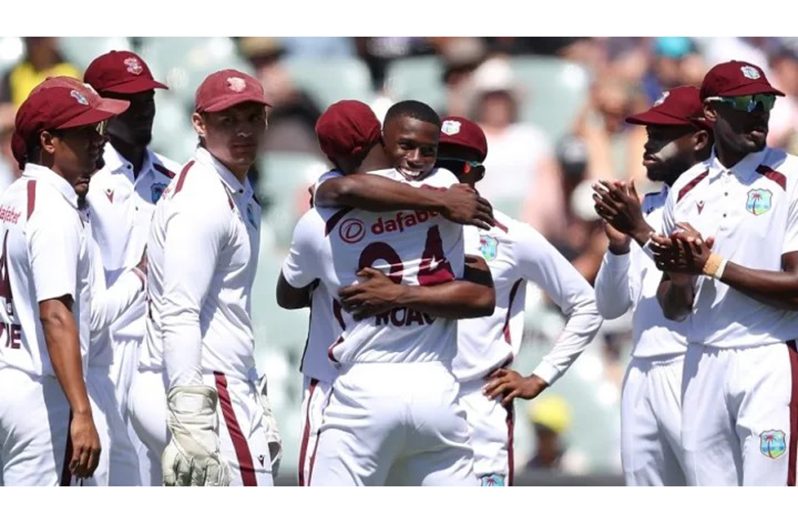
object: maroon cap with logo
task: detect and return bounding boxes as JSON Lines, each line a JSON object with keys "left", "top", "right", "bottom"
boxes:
{"left": 12, "top": 76, "right": 130, "bottom": 167}
{"left": 438, "top": 116, "right": 488, "bottom": 162}
{"left": 626, "top": 86, "right": 705, "bottom": 127}
{"left": 700, "top": 60, "right": 785, "bottom": 99}
{"left": 84, "top": 50, "right": 167, "bottom": 94}
{"left": 315, "top": 100, "right": 381, "bottom": 160}
{"left": 194, "top": 69, "right": 271, "bottom": 113}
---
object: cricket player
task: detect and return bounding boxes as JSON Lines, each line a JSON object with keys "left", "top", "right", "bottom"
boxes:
{"left": 324, "top": 115, "right": 603, "bottom": 486}
{"left": 0, "top": 77, "right": 128, "bottom": 485}
{"left": 279, "top": 100, "right": 495, "bottom": 485}
{"left": 592, "top": 86, "right": 712, "bottom": 485}
{"left": 83, "top": 49, "right": 179, "bottom": 486}
{"left": 653, "top": 60, "right": 798, "bottom": 486}
{"left": 280, "top": 100, "right": 495, "bottom": 486}
{"left": 132, "top": 69, "right": 275, "bottom": 486}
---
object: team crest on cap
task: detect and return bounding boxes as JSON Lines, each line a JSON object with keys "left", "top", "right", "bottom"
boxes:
{"left": 760, "top": 430, "right": 786, "bottom": 459}
{"left": 441, "top": 120, "right": 461, "bottom": 136}
{"left": 480, "top": 234, "right": 498, "bottom": 261}
{"left": 227, "top": 77, "right": 246, "bottom": 93}
{"left": 70, "top": 89, "right": 89, "bottom": 105}
{"left": 740, "top": 65, "right": 761, "bottom": 80}
{"left": 653, "top": 91, "right": 670, "bottom": 107}
{"left": 150, "top": 182, "right": 167, "bottom": 203}
{"left": 746, "top": 188, "right": 773, "bottom": 216}
{"left": 124, "top": 57, "right": 143, "bottom": 75}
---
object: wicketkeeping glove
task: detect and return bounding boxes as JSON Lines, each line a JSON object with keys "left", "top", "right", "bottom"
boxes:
{"left": 162, "top": 385, "right": 231, "bottom": 486}
{"left": 257, "top": 374, "right": 283, "bottom": 478}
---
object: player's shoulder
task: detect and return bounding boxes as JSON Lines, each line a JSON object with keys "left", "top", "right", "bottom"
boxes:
{"left": 419, "top": 167, "right": 458, "bottom": 188}
{"left": 165, "top": 158, "right": 225, "bottom": 208}
{"left": 670, "top": 160, "right": 711, "bottom": 204}
{"left": 292, "top": 207, "right": 327, "bottom": 244}
{"left": 492, "top": 209, "right": 543, "bottom": 245}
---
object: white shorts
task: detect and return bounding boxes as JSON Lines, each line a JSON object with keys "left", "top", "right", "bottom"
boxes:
{"left": 129, "top": 368, "right": 274, "bottom": 486}
{"left": 457, "top": 377, "right": 514, "bottom": 486}
{"left": 0, "top": 369, "right": 71, "bottom": 486}
{"left": 309, "top": 362, "right": 477, "bottom": 486}
{"left": 298, "top": 375, "right": 333, "bottom": 486}
{"left": 681, "top": 341, "right": 798, "bottom": 486}
{"left": 620, "top": 354, "right": 687, "bottom": 486}
{"left": 84, "top": 367, "right": 140, "bottom": 486}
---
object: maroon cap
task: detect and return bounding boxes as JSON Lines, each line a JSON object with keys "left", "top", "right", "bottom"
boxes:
{"left": 12, "top": 76, "right": 130, "bottom": 167}
{"left": 194, "top": 69, "right": 271, "bottom": 113}
{"left": 626, "top": 86, "right": 704, "bottom": 127}
{"left": 315, "top": 100, "right": 381, "bottom": 160}
{"left": 438, "top": 116, "right": 488, "bottom": 162}
{"left": 84, "top": 50, "right": 167, "bottom": 94}
{"left": 700, "top": 60, "right": 785, "bottom": 99}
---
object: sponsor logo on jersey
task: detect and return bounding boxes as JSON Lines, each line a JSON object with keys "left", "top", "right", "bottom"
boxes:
{"left": 124, "top": 57, "right": 143, "bottom": 75}
{"left": 257, "top": 455, "right": 265, "bottom": 466}
{"left": 105, "top": 188, "right": 115, "bottom": 203}
{"left": 479, "top": 473, "right": 506, "bottom": 486}
{"left": 480, "top": 235, "right": 498, "bottom": 261}
{"left": 745, "top": 188, "right": 772, "bottom": 216}
{"left": 0, "top": 205, "right": 21, "bottom": 224}
{"left": 740, "top": 65, "right": 761, "bottom": 80}
{"left": 339, "top": 218, "right": 366, "bottom": 244}
{"left": 696, "top": 200, "right": 705, "bottom": 214}
{"left": 760, "top": 429, "right": 786, "bottom": 459}
{"left": 151, "top": 182, "right": 167, "bottom": 203}
{"left": 227, "top": 77, "right": 246, "bottom": 92}
{"left": 374, "top": 307, "right": 435, "bottom": 327}
{"left": 371, "top": 210, "right": 438, "bottom": 236}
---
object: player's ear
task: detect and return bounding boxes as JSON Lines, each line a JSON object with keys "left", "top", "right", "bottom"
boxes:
{"left": 39, "top": 130, "right": 57, "bottom": 155}
{"left": 192, "top": 112, "right": 207, "bottom": 139}
{"left": 693, "top": 129, "right": 710, "bottom": 152}
{"left": 703, "top": 101, "right": 717, "bottom": 125}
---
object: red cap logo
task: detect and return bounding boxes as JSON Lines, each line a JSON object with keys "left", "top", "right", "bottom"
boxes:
{"left": 226, "top": 77, "right": 246, "bottom": 93}
{"left": 441, "top": 120, "right": 462, "bottom": 136}
{"left": 124, "top": 57, "right": 143, "bottom": 76}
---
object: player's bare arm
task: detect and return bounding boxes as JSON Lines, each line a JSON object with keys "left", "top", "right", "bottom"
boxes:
{"left": 593, "top": 179, "right": 654, "bottom": 246}
{"left": 483, "top": 369, "right": 548, "bottom": 407}
{"left": 338, "top": 255, "right": 495, "bottom": 321}
{"left": 276, "top": 272, "right": 318, "bottom": 309}
{"left": 315, "top": 174, "right": 494, "bottom": 230}
{"left": 40, "top": 295, "right": 101, "bottom": 478}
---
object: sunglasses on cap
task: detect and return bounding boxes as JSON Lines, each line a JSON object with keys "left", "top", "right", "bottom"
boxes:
{"left": 50, "top": 120, "right": 109, "bottom": 138}
{"left": 705, "top": 94, "right": 777, "bottom": 113}
{"left": 437, "top": 156, "right": 485, "bottom": 177}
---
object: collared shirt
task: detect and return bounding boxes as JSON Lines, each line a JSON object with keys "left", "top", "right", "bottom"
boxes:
{"left": 595, "top": 185, "right": 688, "bottom": 358}
{"left": 0, "top": 163, "right": 90, "bottom": 377}
{"left": 662, "top": 146, "right": 798, "bottom": 349}
{"left": 86, "top": 143, "right": 180, "bottom": 340}
{"left": 144, "top": 147, "right": 261, "bottom": 387}
{"left": 453, "top": 210, "right": 602, "bottom": 383}
{"left": 282, "top": 167, "right": 465, "bottom": 366}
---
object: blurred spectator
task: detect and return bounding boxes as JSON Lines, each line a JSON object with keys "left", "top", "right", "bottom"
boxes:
{"left": 439, "top": 38, "right": 486, "bottom": 117}
{"left": 768, "top": 41, "right": 798, "bottom": 154}
{"left": 572, "top": 73, "right": 648, "bottom": 189}
{"left": 524, "top": 394, "right": 586, "bottom": 474}
{"left": 280, "top": 37, "right": 356, "bottom": 58}
{"left": 641, "top": 37, "right": 707, "bottom": 104}
{"left": 0, "top": 37, "right": 79, "bottom": 106}
{"left": 355, "top": 37, "right": 435, "bottom": 89}
{"left": 0, "top": 103, "right": 17, "bottom": 192}
{"left": 484, "top": 37, "right": 590, "bottom": 57}
{"left": 698, "top": 37, "right": 775, "bottom": 76}
{"left": 466, "top": 57, "right": 559, "bottom": 220}
{"left": 239, "top": 37, "right": 323, "bottom": 159}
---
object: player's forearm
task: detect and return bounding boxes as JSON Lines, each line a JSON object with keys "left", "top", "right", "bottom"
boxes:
{"left": 719, "top": 262, "right": 798, "bottom": 310}
{"left": 162, "top": 310, "right": 204, "bottom": 389}
{"left": 315, "top": 174, "right": 447, "bottom": 213}
{"left": 90, "top": 269, "right": 145, "bottom": 333}
{"left": 594, "top": 252, "right": 633, "bottom": 320}
{"left": 40, "top": 301, "right": 92, "bottom": 416}
{"left": 630, "top": 222, "right": 655, "bottom": 248}
{"left": 276, "top": 273, "right": 313, "bottom": 309}
{"left": 394, "top": 281, "right": 495, "bottom": 319}
{"left": 657, "top": 278, "right": 694, "bottom": 321}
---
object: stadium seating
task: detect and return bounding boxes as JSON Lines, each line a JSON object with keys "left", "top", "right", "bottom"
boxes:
{"left": 58, "top": 37, "right": 134, "bottom": 70}
{"left": 383, "top": 55, "right": 447, "bottom": 111}
{"left": 282, "top": 56, "right": 374, "bottom": 110}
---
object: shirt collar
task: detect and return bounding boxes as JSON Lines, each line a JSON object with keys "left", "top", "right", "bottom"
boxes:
{"left": 707, "top": 146, "right": 768, "bottom": 183}
{"left": 102, "top": 143, "right": 155, "bottom": 180}
{"left": 22, "top": 163, "right": 79, "bottom": 209}
{"left": 194, "top": 146, "right": 253, "bottom": 201}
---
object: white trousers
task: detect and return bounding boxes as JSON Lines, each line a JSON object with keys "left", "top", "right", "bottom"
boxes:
{"left": 620, "top": 354, "right": 687, "bottom": 486}
{"left": 457, "top": 377, "right": 514, "bottom": 486}
{"left": 681, "top": 341, "right": 798, "bottom": 486}
{"left": 297, "top": 375, "right": 333, "bottom": 486}
{"left": 309, "top": 362, "right": 477, "bottom": 486}
{"left": 129, "top": 368, "right": 274, "bottom": 486}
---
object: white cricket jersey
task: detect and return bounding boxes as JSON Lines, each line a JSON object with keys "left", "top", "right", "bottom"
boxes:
{"left": 0, "top": 164, "right": 91, "bottom": 377}
{"left": 282, "top": 167, "right": 465, "bottom": 365}
{"left": 83, "top": 211, "right": 146, "bottom": 368}
{"left": 87, "top": 144, "right": 180, "bottom": 340}
{"left": 662, "top": 146, "right": 798, "bottom": 349}
{"left": 452, "top": 209, "right": 602, "bottom": 383}
{"left": 144, "top": 146, "right": 262, "bottom": 387}
{"left": 594, "top": 186, "right": 688, "bottom": 358}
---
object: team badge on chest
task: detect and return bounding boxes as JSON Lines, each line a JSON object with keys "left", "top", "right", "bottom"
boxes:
{"left": 759, "top": 430, "right": 786, "bottom": 459}
{"left": 745, "top": 188, "right": 773, "bottom": 216}
{"left": 151, "top": 182, "right": 167, "bottom": 203}
{"left": 480, "top": 235, "right": 498, "bottom": 261}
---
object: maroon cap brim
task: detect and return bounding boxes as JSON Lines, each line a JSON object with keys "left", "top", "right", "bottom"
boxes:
{"left": 57, "top": 98, "right": 131, "bottom": 129}
{"left": 714, "top": 84, "right": 786, "bottom": 97}
{"left": 199, "top": 93, "right": 272, "bottom": 113}
{"left": 101, "top": 77, "right": 168, "bottom": 94}
{"left": 625, "top": 109, "right": 693, "bottom": 127}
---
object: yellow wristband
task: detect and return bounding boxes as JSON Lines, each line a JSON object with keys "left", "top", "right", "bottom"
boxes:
{"left": 702, "top": 253, "right": 726, "bottom": 279}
